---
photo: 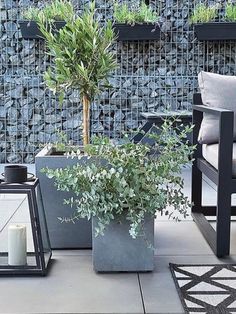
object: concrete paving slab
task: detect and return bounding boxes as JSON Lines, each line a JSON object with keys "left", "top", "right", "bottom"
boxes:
{"left": 0, "top": 255, "right": 144, "bottom": 314}
{"left": 1, "top": 166, "right": 236, "bottom": 314}
{"left": 154, "top": 221, "right": 211, "bottom": 256}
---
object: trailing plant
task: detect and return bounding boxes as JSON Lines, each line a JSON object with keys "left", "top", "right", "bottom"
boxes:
{"left": 114, "top": 1, "right": 158, "bottom": 24}
{"left": 22, "top": 0, "right": 75, "bottom": 23}
{"left": 25, "top": 1, "right": 117, "bottom": 146}
{"left": 42, "top": 119, "right": 194, "bottom": 239}
{"left": 190, "top": 4, "right": 218, "bottom": 23}
{"left": 225, "top": 3, "right": 236, "bottom": 21}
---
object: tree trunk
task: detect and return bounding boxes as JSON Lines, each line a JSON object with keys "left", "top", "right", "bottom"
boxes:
{"left": 82, "top": 95, "right": 90, "bottom": 146}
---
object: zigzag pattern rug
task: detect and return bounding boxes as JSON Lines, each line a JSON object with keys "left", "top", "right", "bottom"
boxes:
{"left": 170, "top": 263, "right": 236, "bottom": 314}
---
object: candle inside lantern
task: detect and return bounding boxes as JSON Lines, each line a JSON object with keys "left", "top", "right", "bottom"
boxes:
{"left": 8, "top": 224, "right": 27, "bottom": 266}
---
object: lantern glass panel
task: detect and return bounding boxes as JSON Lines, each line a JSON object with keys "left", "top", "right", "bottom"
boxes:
{"left": 0, "top": 193, "right": 38, "bottom": 269}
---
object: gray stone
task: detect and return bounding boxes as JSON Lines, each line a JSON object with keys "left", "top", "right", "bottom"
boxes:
{"left": 19, "top": 0, "right": 32, "bottom": 7}
{"left": 28, "top": 88, "right": 44, "bottom": 100}
{"left": 63, "top": 114, "right": 82, "bottom": 129}
{"left": 29, "top": 114, "right": 42, "bottom": 125}
{"left": 0, "top": 152, "right": 5, "bottom": 163}
{"left": 0, "top": 106, "right": 6, "bottom": 118}
{"left": 7, "top": 153, "right": 22, "bottom": 163}
{"left": 38, "top": 132, "right": 57, "bottom": 143}
{"left": 4, "top": 21, "right": 17, "bottom": 32}
{"left": 69, "top": 90, "right": 80, "bottom": 103}
{"left": 7, "top": 124, "right": 29, "bottom": 137}
{"left": 0, "top": 10, "right": 7, "bottom": 20}
{"left": 44, "top": 114, "right": 61, "bottom": 124}
{"left": 114, "top": 110, "right": 125, "bottom": 121}
{"left": 24, "top": 54, "right": 36, "bottom": 65}
{"left": 7, "top": 86, "right": 23, "bottom": 99}
{"left": 7, "top": 8, "right": 17, "bottom": 20}
{"left": 92, "top": 122, "right": 104, "bottom": 132}
{"left": 7, "top": 107, "right": 19, "bottom": 121}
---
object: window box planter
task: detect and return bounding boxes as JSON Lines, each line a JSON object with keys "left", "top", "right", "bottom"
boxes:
{"left": 114, "top": 23, "right": 160, "bottom": 41}
{"left": 194, "top": 22, "right": 236, "bottom": 41}
{"left": 35, "top": 146, "right": 92, "bottom": 249}
{"left": 92, "top": 214, "right": 154, "bottom": 272}
{"left": 19, "top": 20, "right": 66, "bottom": 39}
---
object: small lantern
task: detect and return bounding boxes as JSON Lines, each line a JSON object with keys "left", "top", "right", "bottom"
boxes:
{"left": 0, "top": 165, "right": 52, "bottom": 276}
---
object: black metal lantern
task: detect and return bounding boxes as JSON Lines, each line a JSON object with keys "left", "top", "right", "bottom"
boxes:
{"left": 0, "top": 172, "right": 52, "bottom": 276}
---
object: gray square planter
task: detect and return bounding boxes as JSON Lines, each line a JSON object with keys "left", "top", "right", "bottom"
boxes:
{"left": 92, "top": 214, "right": 154, "bottom": 272}
{"left": 35, "top": 146, "right": 92, "bottom": 249}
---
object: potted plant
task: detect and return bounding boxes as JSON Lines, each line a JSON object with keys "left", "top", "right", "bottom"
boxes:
{"left": 33, "top": 1, "right": 117, "bottom": 249}
{"left": 43, "top": 120, "right": 194, "bottom": 272}
{"left": 19, "top": 0, "right": 73, "bottom": 39}
{"left": 113, "top": 1, "right": 160, "bottom": 41}
{"left": 191, "top": 3, "right": 236, "bottom": 41}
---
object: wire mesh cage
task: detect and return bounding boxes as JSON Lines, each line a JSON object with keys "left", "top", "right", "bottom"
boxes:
{"left": 0, "top": 0, "right": 236, "bottom": 163}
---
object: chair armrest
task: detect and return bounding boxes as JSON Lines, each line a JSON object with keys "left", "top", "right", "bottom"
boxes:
{"left": 192, "top": 103, "right": 234, "bottom": 177}
{"left": 192, "top": 105, "right": 234, "bottom": 142}
{"left": 193, "top": 105, "right": 234, "bottom": 117}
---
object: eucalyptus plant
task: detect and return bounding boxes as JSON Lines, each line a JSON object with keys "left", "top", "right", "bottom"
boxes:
{"left": 25, "top": 1, "right": 117, "bottom": 146}
{"left": 43, "top": 119, "right": 194, "bottom": 239}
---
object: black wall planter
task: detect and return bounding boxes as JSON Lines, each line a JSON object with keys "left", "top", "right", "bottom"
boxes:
{"left": 114, "top": 23, "right": 160, "bottom": 41}
{"left": 194, "top": 22, "right": 236, "bottom": 41}
{"left": 19, "top": 20, "right": 66, "bottom": 39}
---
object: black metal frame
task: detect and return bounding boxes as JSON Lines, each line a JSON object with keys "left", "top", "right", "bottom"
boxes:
{"left": 192, "top": 93, "right": 235, "bottom": 257}
{"left": 0, "top": 178, "right": 52, "bottom": 276}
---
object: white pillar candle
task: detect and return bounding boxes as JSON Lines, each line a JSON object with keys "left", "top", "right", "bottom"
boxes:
{"left": 8, "top": 224, "right": 27, "bottom": 266}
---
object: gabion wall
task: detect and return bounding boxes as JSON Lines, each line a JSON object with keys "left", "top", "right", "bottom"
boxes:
{"left": 0, "top": 0, "right": 236, "bottom": 163}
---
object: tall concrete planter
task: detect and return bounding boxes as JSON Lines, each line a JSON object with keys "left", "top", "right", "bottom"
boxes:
{"left": 35, "top": 146, "right": 92, "bottom": 249}
{"left": 92, "top": 214, "right": 154, "bottom": 272}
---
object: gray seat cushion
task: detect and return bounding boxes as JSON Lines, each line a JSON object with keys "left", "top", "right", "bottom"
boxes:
{"left": 198, "top": 71, "right": 236, "bottom": 144}
{"left": 202, "top": 143, "right": 236, "bottom": 177}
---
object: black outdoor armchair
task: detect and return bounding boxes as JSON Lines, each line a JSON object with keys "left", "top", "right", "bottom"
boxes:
{"left": 192, "top": 93, "right": 235, "bottom": 257}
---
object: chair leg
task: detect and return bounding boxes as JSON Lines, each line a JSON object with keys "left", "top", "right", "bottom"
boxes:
{"left": 215, "top": 186, "right": 232, "bottom": 257}
{"left": 191, "top": 161, "right": 202, "bottom": 213}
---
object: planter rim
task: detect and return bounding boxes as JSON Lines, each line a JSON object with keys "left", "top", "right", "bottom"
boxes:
{"left": 114, "top": 22, "right": 157, "bottom": 26}
{"left": 195, "top": 22, "right": 236, "bottom": 25}
{"left": 35, "top": 145, "right": 85, "bottom": 158}
{"left": 35, "top": 145, "right": 55, "bottom": 158}
{"left": 19, "top": 19, "right": 66, "bottom": 23}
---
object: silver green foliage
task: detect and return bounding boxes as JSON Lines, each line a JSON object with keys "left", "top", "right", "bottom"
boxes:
{"left": 43, "top": 119, "right": 195, "bottom": 239}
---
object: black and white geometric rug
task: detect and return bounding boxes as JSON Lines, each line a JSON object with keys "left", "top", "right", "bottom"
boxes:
{"left": 170, "top": 263, "right": 236, "bottom": 314}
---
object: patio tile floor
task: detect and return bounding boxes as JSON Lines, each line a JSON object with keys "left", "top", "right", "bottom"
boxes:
{"left": 1, "top": 164, "right": 236, "bottom": 314}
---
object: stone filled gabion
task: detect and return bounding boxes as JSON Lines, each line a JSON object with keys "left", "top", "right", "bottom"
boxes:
{"left": 0, "top": 0, "right": 236, "bottom": 162}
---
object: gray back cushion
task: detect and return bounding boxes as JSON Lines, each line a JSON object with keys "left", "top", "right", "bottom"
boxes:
{"left": 198, "top": 71, "right": 236, "bottom": 144}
